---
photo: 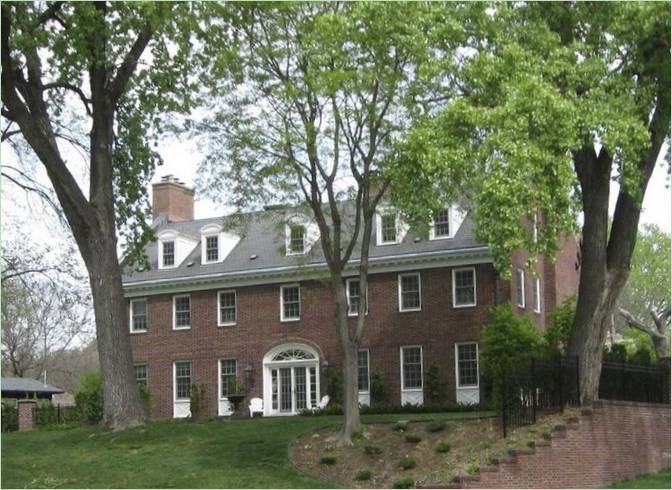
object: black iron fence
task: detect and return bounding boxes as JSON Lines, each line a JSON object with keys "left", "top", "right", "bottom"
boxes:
{"left": 501, "top": 357, "right": 671, "bottom": 437}
{"left": 35, "top": 404, "right": 80, "bottom": 427}
{"left": 501, "top": 356, "right": 580, "bottom": 437}
{"left": 599, "top": 360, "right": 671, "bottom": 404}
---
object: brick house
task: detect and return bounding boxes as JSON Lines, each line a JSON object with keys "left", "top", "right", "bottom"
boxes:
{"left": 122, "top": 176, "right": 580, "bottom": 419}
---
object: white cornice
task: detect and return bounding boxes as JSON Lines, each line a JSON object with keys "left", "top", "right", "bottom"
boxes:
{"left": 123, "top": 246, "right": 492, "bottom": 297}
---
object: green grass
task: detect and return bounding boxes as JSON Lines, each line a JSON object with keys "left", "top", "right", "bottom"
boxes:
{"left": 609, "top": 469, "right": 671, "bottom": 489}
{"left": 1, "top": 411, "right": 491, "bottom": 488}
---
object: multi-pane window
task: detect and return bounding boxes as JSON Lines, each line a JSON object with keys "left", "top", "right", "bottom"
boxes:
{"left": 433, "top": 208, "right": 451, "bottom": 238}
{"left": 516, "top": 269, "right": 525, "bottom": 308}
{"left": 218, "top": 290, "right": 237, "bottom": 326}
{"left": 162, "top": 240, "right": 175, "bottom": 267}
{"left": 533, "top": 278, "right": 541, "bottom": 313}
{"left": 130, "top": 298, "right": 148, "bottom": 332}
{"left": 281, "top": 285, "right": 301, "bottom": 321}
{"left": 399, "top": 273, "right": 421, "bottom": 311}
{"left": 380, "top": 213, "right": 397, "bottom": 243}
{"left": 174, "top": 361, "right": 191, "bottom": 400}
{"left": 288, "top": 225, "right": 306, "bottom": 254}
{"left": 205, "top": 235, "right": 219, "bottom": 262}
{"left": 220, "top": 359, "right": 237, "bottom": 397}
{"left": 401, "top": 346, "right": 423, "bottom": 390}
{"left": 173, "top": 295, "right": 191, "bottom": 329}
{"left": 134, "top": 364, "right": 147, "bottom": 386}
{"left": 346, "top": 278, "right": 366, "bottom": 316}
{"left": 453, "top": 268, "right": 477, "bottom": 307}
{"left": 456, "top": 343, "right": 479, "bottom": 387}
{"left": 357, "top": 349, "right": 370, "bottom": 392}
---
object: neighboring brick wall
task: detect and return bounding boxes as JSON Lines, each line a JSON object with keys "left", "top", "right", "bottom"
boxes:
{"left": 130, "top": 264, "right": 502, "bottom": 419}
{"left": 455, "top": 401, "right": 671, "bottom": 489}
{"left": 553, "top": 233, "right": 581, "bottom": 306}
{"left": 17, "top": 400, "right": 36, "bottom": 431}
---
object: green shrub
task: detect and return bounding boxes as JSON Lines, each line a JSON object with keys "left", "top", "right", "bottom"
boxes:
{"left": 481, "top": 440, "right": 491, "bottom": 450}
{"left": 326, "top": 369, "right": 344, "bottom": 405}
{"left": 74, "top": 372, "right": 103, "bottom": 424}
{"left": 603, "top": 344, "right": 628, "bottom": 363}
{"left": 189, "top": 384, "right": 206, "bottom": 422}
{"left": 1, "top": 403, "right": 17, "bottom": 432}
{"left": 393, "top": 477, "right": 416, "bottom": 488}
{"left": 354, "top": 470, "right": 373, "bottom": 481}
{"left": 364, "top": 445, "right": 383, "bottom": 456}
{"left": 544, "top": 295, "right": 575, "bottom": 355}
{"left": 398, "top": 457, "right": 416, "bottom": 470}
{"left": 392, "top": 421, "right": 408, "bottom": 432}
{"left": 370, "top": 370, "right": 388, "bottom": 403}
{"left": 435, "top": 441, "right": 451, "bottom": 453}
{"left": 426, "top": 421, "right": 446, "bottom": 433}
{"left": 139, "top": 384, "right": 151, "bottom": 414}
{"left": 405, "top": 434, "right": 421, "bottom": 443}
{"left": 319, "top": 456, "right": 337, "bottom": 465}
{"left": 424, "top": 364, "right": 443, "bottom": 404}
{"left": 467, "top": 457, "right": 480, "bottom": 475}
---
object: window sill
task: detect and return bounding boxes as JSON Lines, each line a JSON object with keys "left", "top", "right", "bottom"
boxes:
{"left": 453, "top": 303, "right": 477, "bottom": 309}
{"left": 130, "top": 329, "right": 148, "bottom": 335}
{"left": 456, "top": 385, "right": 479, "bottom": 390}
{"left": 399, "top": 308, "right": 422, "bottom": 313}
{"left": 377, "top": 241, "right": 399, "bottom": 246}
{"left": 280, "top": 318, "right": 301, "bottom": 323}
{"left": 218, "top": 322, "right": 237, "bottom": 327}
{"left": 401, "top": 388, "right": 423, "bottom": 392}
{"left": 172, "top": 326, "right": 191, "bottom": 331}
{"left": 429, "top": 235, "right": 453, "bottom": 241}
{"left": 517, "top": 304, "right": 526, "bottom": 310}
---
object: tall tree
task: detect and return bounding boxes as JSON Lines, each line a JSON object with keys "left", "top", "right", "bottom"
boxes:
{"left": 195, "top": 2, "right": 466, "bottom": 443}
{"left": 618, "top": 224, "right": 670, "bottom": 360}
{"left": 388, "top": 2, "right": 669, "bottom": 403}
{"left": 1, "top": 1, "right": 195, "bottom": 429}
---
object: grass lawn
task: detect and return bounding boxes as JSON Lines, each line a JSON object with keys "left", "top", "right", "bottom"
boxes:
{"left": 609, "top": 469, "right": 671, "bottom": 489}
{"left": 1, "top": 411, "right": 492, "bottom": 488}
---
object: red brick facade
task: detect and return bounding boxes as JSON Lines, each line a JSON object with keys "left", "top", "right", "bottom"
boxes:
{"left": 451, "top": 401, "right": 671, "bottom": 488}
{"left": 129, "top": 249, "right": 580, "bottom": 419}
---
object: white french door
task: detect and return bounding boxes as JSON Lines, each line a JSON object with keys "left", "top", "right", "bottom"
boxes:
{"left": 270, "top": 365, "right": 316, "bottom": 414}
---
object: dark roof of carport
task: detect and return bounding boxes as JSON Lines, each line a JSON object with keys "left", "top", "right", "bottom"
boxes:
{"left": 1, "top": 377, "right": 65, "bottom": 394}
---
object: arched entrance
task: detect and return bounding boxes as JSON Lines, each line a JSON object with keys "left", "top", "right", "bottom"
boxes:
{"left": 262, "top": 343, "right": 320, "bottom": 416}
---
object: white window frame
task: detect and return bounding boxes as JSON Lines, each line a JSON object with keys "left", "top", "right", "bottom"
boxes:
{"left": 218, "top": 358, "right": 238, "bottom": 399}
{"left": 400, "top": 345, "right": 423, "bottom": 391}
{"left": 516, "top": 269, "right": 526, "bottom": 309}
{"left": 532, "top": 214, "right": 538, "bottom": 244}
{"left": 217, "top": 290, "right": 237, "bottom": 326}
{"left": 452, "top": 267, "right": 477, "bottom": 308}
{"left": 173, "top": 360, "right": 192, "bottom": 402}
{"left": 346, "top": 277, "right": 368, "bottom": 317}
{"left": 134, "top": 363, "right": 148, "bottom": 386}
{"left": 533, "top": 277, "right": 541, "bottom": 314}
{"left": 357, "top": 349, "right": 370, "bottom": 394}
{"left": 160, "top": 240, "right": 177, "bottom": 269}
{"left": 202, "top": 234, "right": 220, "bottom": 264}
{"left": 285, "top": 223, "right": 307, "bottom": 256}
{"left": 129, "top": 298, "right": 148, "bottom": 333}
{"left": 280, "top": 284, "right": 301, "bottom": 322}
{"left": 375, "top": 209, "right": 401, "bottom": 246}
{"left": 454, "top": 342, "right": 479, "bottom": 389}
{"left": 172, "top": 294, "right": 191, "bottom": 330}
{"left": 429, "top": 207, "right": 452, "bottom": 240}
{"left": 398, "top": 273, "right": 422, "bottom": 312}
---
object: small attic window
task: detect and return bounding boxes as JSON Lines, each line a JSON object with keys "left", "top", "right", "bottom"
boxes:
{"left": 288, "top": 224, "right": 306, "bottom": 254}
{"left": 162, "top": 240, "right": 175, "bottom": 267}
{"left": 206, "top": 235, "right": 219, "bottom": 262}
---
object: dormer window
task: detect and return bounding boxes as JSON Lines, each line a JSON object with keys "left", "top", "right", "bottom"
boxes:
{"left": 288, "top": 224, "right": 305, "bottom": 254}
{"left": 205, "top": 235, "right": 219, "bottom": 262}
{"left": 433, "top": 209, "right": 451, "bottom": 238}
{"left": 381, "top": 214, "right": 397, "bottom": 243}
{"left": 376, "top": 208, "right": 406, "bottom": 246}
{"left": 162, "top": 240, "right": 175, "bottom": 267}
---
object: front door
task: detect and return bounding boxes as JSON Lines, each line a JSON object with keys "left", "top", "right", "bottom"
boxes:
{"left": 264, "top": 344, "right": 320, "bottom": 416}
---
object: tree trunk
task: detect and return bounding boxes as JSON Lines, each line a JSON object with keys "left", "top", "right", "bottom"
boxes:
{"left": 652, "top": 334, "right": 670, "bottom": 360}
{"left": 85, "top": 238, "right": 145, "bottom": 430}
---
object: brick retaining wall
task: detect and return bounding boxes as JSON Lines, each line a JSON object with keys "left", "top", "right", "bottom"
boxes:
{"left": 451, "top": 401, "right": 670, "bottom": 488}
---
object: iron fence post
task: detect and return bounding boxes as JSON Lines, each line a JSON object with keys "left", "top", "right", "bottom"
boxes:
{"left": 502, "top": 369, "right": 507, "bottom": 438}
{"left": 621, "top": 361, "right": 626, "bottom": 401}
{"left": 531, "top": 358, "right": 537, "bottom": 423}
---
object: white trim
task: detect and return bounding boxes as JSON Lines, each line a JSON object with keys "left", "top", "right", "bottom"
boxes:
{"left": 217, "top": 289, "right": 237, "bottom": 326}
{"left": 516, "top": 269, "right": 526, "bottom": 309}
{"left": 172, "top": 294, "right": 191, "bottom": 330}
{"left": 429, "top": 207, "right": 452, "bottom": 241}
{"left": 202, "top": 233, "right": 220, "bottom": 264}
{"left": 218, "top": 358, "right": 238, "bottom": 400}
{"left": 123, "top": 245, "right": 492, "bottom": 295}
{"left": 398, "top": 272, "right": 422, "bottom": 312}
{"left": 280, "top": 284, "right": 301, "bottom": 322}
{"left": 400, "top": 345, "right": 424, "bottom": 391}
{"left": 346, "top": 277, "right": 368, "bottom": 317}
{"left": 454, "top": 342, "right": 479, "bottom": 389}
{"left": 285, "top": 223, "right": 307, "bottom": 256}
{"left": 533, "top": 277, "right": 541, "bottom": 314}
{"left": 129, "top": 298, "right": 148, "bottom": 333}
{"left": 452, "top": 267, "right": 477, "bottom": 308}
{"left": 173, "top": 360, "right": 192, "bottom": 401}
{"left": 358, "top": 348, "right": 370, "bottom": 394}
{"left": 159, "top": 239, "right": 177, "bottom": 269}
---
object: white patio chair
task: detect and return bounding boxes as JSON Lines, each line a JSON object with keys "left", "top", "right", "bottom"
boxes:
{"left": 248, "top": 397, "right": 264, "bottom": 417}
{"left": 315, "top": 395, "right": 330, "bottom": 410}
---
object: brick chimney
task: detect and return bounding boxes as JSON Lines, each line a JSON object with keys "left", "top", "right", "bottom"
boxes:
{"left": 152, "top": 175, "right": 195, "bottom": 222}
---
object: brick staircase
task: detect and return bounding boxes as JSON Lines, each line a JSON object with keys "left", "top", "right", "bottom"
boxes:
{"left": 426, "top": 400, "right": 670, "bottom": 489}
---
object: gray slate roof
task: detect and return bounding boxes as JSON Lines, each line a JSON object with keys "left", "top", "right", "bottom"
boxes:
{"left": 122, "top": 205, "right": 487, "bottom": 286}
{"left": 1, "top": 377, "right": 64, "bottom": 394}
